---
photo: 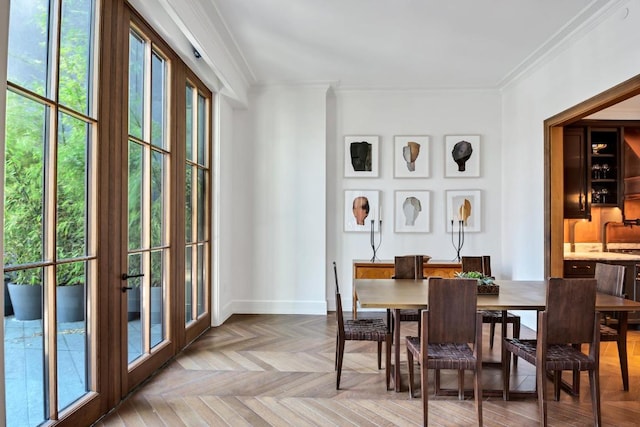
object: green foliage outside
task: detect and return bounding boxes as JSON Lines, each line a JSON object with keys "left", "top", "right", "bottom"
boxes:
{"left": 5, "top": 3, "right": 167, "bottom": 289}
{"left": 4, "top": 0, "right": 90, "bottom": 286}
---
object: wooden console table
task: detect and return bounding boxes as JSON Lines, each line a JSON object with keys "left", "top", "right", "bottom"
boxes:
{"left": 351, "top": 259, "right": 461, "bottom": 317}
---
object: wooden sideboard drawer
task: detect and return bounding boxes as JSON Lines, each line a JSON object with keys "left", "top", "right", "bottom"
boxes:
{"left": 354, "top": 267, "right": 393, "bottom": 279}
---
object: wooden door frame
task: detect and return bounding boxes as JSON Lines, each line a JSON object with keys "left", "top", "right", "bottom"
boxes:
{"left": 545, "top": 74, "right": 640, "bottom": 278}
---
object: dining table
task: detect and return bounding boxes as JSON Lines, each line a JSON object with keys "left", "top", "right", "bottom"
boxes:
{"left": 354, "top": 278, "right": 640, "bottom": 393}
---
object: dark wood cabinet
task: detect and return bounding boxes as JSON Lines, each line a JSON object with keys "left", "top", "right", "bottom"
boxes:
{"left": 564, "top": 127, "right": 590, "bottom": 219}
{"left": 589, "top": 127, "right": 620, "bottom": 207}
{"left": 564, "top": 125, "right": 622, "bottom": 218}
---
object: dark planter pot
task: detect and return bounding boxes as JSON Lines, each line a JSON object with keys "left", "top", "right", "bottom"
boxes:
{"left": 127, "top": 285, "right": 140, "bottom": 321}
{"left": 5, "top": 280, "right": 14, "bottom": 316}
{"left": 151, "top": 287, "right": 162, "bottom": 324}
{"left": 57, "top": 284, "right": 85, "bottom": 322}
{"left": 7, "top": 283, "right": 42, "bottom": 320}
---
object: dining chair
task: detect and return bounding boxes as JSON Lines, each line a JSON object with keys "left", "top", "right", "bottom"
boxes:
{"left": 462, "top": 256, "right": 521, "bottom": 352}
{"left": 596, "top": 263, "right": 629, "bottom": 391}
{"left": 333, "top": 261, "right": 391, "bottom": 390}
{"left": 406, "top": 277, "right": 483, "bottom": 426}
{"left": 503, "top": 277, "right": 600, "bottom": 426}
{"left": 389, "top": 255, "right": 424, "bottom": 336}
{"left": 571, "top": 262, "right": 628, "bottom": 393}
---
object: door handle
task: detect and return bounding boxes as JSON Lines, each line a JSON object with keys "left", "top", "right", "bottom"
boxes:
{"left": 122, "top": 273, "right": 144, "bottom": 280}
{"left": 121, "top": 273, "right": 144, "bottom": 293}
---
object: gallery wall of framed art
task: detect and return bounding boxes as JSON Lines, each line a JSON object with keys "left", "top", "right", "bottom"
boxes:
{"left": 343, "top": 133, "right": 485, "bottom": 237}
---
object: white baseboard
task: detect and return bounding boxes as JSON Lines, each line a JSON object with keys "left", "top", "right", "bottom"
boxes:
{"left": 212, "top": 300, "right": 235, "bottom": 327}
{"left": 231, "top": 299, "right": 327, "bottom": 315}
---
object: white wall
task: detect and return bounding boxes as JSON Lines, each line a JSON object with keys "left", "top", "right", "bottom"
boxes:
{"left": 212, "top": 94, "right": 236, "bottom": 325}
{"left": 330, "top": 89, "right": 502, "bottom": 310}
{"left": 230, "top": 85, "right": 329, "bottom": 314}
{"left": 501, "top": 1, "right": 640, "bottom": 326}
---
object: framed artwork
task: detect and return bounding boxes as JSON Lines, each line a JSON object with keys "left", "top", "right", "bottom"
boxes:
{"left": 446, "top": 190, "right": 482, "bottom": 232}
{"left": 393, "top": 135, "right": 430, "bottom": 178}
{"left": 344, "top": 190, "right": 380, "bottom": 232}
{"left": 445, "top": 135, "right": 480, "bottom": 177}
{"left": 394, "top": 190, "right": 430, "bottom": 233}
{"left": 344, "top": 136, "right": 379, "bottom": 178}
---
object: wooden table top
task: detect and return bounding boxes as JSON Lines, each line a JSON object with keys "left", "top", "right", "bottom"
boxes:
{"left": 354, "top": 279, "right": 640, "bottom": 312}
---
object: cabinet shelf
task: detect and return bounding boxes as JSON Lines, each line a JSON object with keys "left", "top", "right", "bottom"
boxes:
{"left": 564, "top": 125, "right": 621, "bottom": 219}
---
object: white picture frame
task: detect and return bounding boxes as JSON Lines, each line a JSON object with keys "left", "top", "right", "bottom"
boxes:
{"left": 393, "top": 135, "right": 430, "bottom": 178}
{"left": 445, "top": 189, "right": 482, "bottom": 232}
{"left": 445, "top": 135, "right": 480, "bottom": 177}
{"left": 344, "top": 190, "right": 380, "bottom": 232}
{"left": 394, "top": 190, "right": 430, "bottom": 233}
{"left": 344, "top": 136, "right": 380, "bottom": 178}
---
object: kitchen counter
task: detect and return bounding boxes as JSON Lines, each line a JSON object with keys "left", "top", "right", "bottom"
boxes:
{"left": 564, "top": 251, "right": 640, "bottom": 261}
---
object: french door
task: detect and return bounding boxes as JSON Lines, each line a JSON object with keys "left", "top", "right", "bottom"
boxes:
{"left": 119, "top": 9, "right": 212, "bottom": 393}
{"left": 3, "top": 1, "right": 212, "bottom": 424}
{"left": 121, "top": 22, "right": 174, "bottom": 388}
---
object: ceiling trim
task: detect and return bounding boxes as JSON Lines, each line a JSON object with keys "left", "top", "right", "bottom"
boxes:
{"left": 499, "top": 0, "right": 625, "bottom": 91}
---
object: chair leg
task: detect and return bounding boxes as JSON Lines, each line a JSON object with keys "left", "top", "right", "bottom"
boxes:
{"left": 434, "top": 369, "right": 441, "bottom": 395}
{"left": 513, "top": 318, "right": 520, "bottom": 368}
{"left": 553, "top": 370, "right": 561, "bottom": 401}
{"left": 335, "top": 333, "right": 339, "bottom": 371}
{"left": 617, "top": 336, "right": 629, "bottom": 391}
{"left": 336, "top": 338, "right": 345, "bottom": 390}
{"left": 474, "top": 367, "right": 483, "bottom": 426}
{"left": 489, "top": 319, "right": 496, "bottom": 348}
{"left": 503, "top": 345, "right": 511, "bottom": 401}
{"left": 377, "top": 342, "right": 382, "bottom": 370}
{"left": 589, "top": 368, "right": 602, "bottom": 427}
{"left": 421, "top": 358, "right": 428, "bottom": 427}
{"left": 407, "top": 348, "right": 415, "bottom": 398}
{"left": 458, "top": 369, "right": 465, "bottom": 400}
{"left": 571, "top": 369, "right": 580, "bottom": 394}
{"left": 385, "top": 335, "right": 392, "bottom": 390}
{"left": 537, "top": 362, "right": 547, "bottom": 426}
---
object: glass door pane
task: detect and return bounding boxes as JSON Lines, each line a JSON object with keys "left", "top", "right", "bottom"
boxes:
{"left": 4, "top": 0, "right": 97, "bottom": 422}
{"left": 184, "top": 84, "right": 210, "bottom": 324}
{"left": 125, "top": 28, "right": 170, "bottom": 368}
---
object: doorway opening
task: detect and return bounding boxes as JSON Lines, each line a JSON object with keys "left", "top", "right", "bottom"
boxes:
{"left": 545, "top": 75, "right": 640, "bottom": 278}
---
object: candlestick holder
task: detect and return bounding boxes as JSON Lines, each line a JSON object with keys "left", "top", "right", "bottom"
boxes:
{"left": 450, "top": 219, "right": 465, "bottom": 262}
{"left": 370, "top": 218, "right": 382, "bottom": 262}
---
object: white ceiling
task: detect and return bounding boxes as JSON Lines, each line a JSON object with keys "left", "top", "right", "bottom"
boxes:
{"left": 211, "top": 0, "right": 614, "bottom": 89}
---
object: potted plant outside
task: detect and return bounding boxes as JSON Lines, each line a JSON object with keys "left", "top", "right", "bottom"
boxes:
{"left": 6, "top": 269, "right": 42, "bottom": 321}
{"left": 56, "top": 262, "right": 85, "bottom": 323}
{"left": 4, "top": 274, "right": 14, "bottom": 316}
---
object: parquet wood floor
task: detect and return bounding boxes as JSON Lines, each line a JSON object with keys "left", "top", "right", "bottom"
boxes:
{"left": 95, "top": 313, "right": 640, "bottom": 426}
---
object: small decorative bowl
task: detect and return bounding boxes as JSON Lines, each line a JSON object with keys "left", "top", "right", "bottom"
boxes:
{"left": 592, "top": 143, "right": 607, "bottom": 154}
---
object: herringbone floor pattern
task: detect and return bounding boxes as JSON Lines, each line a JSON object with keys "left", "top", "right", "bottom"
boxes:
{"left": 96, "top": 313, "right": 640, "bottom": 426}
